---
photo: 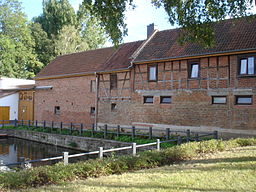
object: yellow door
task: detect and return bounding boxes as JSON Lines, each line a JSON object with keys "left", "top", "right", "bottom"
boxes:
{"left": 0, "top": 106, "right": 10, "bottom": 124}
{"left": 18, "top": 91, "right": 34, "bottom": 122}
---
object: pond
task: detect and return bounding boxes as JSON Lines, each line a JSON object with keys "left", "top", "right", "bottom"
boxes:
{"left": 0, "top": 137, "right": 89, "bottom": 167}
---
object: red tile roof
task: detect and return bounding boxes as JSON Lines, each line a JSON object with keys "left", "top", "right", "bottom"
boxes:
{"left": 36, "top": 41, "right": 144, "bottom": 78}
{"left": 134, "top": 17, "right": 256, "bottom": 63}
{"left": 36, "top": 17, "right": 256, "bottom": 79}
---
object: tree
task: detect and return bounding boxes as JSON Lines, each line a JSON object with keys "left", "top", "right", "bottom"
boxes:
{"left": 0, "top": 0, "right": 43, "bottom": 78}
{"left": 35, "top": 0, "right": 77, "bottom": 38}
{"left": 82, "top": 0, "right": 256, "bottom": 47}
{"left": 33, "top": 0, "right": 107, "bottom": 58}
{"left": 29, "top": 22, "right": 55, "bottom": 66}
{"left": 77, "top": 4, "right": 107, "bottom": 50}
{"left": 55, "top": 25, "right": 89, "bottom": 55}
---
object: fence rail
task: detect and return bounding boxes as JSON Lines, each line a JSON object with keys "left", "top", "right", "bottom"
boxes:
{"left": 0, "top": 119, "right": 218, "bottom": 141}
{"left": 0, "top": 119, "right": 218, "bottom": 168}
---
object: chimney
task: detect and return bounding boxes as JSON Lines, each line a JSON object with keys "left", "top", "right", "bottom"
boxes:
{"left": 147, "top": 23, "right": 155, "bottom": 38}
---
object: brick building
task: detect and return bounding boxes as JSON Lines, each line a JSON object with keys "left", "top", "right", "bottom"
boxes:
{"left": 35, "top": 17, "right": 256, "bottom": 137}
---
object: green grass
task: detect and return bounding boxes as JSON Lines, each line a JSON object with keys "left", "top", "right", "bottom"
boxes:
{"left": 0, "top": 138, "right": 255, "bottom": 191}
{"left": 23, "top": 145, "right": 256, "bottom": 192}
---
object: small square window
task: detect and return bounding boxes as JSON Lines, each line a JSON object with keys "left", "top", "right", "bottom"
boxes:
{"left": 110, "top": 74, "right": 117, "bottom": 90}
{"left": 160, "top": 96, "right": 172, "bottom": 104}
{"left": 111, "top": 103, "right": 117, "bottom": 111}
{"left": 235, "top": 96, "right": 252, "bottom": 105}
{"left": 212, "top": 96, "right": 227, "bottom": 104}
{"left": 148, "top": 65, "right": 157, "bottom": 81}
{"left": 144, "top": 96, "right": 154, "bottom": 104}
{"left": 54, "top": 106, "right": 60, "bottom": 115}
{"left": 90, "top": 107, "right": 95, "bottom": 114}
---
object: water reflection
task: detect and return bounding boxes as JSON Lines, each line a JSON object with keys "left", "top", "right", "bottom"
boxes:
{"left": 0, "top": 137, "right": 88, "bottom": 166}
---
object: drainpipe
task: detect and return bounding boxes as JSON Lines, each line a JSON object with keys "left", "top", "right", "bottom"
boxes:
{"left": 94, "top": 73, "right": 99, "bottom": 130}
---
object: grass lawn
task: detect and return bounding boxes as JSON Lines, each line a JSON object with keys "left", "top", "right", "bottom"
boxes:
{"left": 23, "top": 145, "right": 256, "bottom": 192}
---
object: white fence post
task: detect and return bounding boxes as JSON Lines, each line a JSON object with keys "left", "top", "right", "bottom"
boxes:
{"left": 156, "top": 139, "right": 160, "bottom": 151}
{"left": 63, "top": 152, "right": 69, "bottom": 165}
{"left": 99, "top": 147, "right": 103, "bottom": 159}
{"left": 132, "top": 143, "right": 136, "bottom": 156}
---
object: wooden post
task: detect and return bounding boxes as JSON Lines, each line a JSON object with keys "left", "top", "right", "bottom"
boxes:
{"left": 177, "top": 136, "right": 182, "bottom": 145}
{"left": 117, "top": 125, "right": 120, "bottom": 137}
{"left": 156, "top": 139, "right": 160, "bottom": 151}
{"left": 149, "top": 127, "right": 153, "bottom": 139}
{"left": 213, "top": 131, "right": 218, "bottom": 140}
{"left": 132, "top": 143, "right": 136, "bottom": 156}
{"left": 166, "top": 128, "right": 170, "bottom": 140}
{"left": 104, "top": 124, "right": 107, "bottom": 139}
{"left": 80, "top": 123, "right": 83, "bottom": 135}
{"left": 70, "top": 123, "right": 73, "bottom": 134}
{"left": 14, "top": 119, "right": 17, "bottom": 128}
{"left": 99, "top": 147, "right": 103, "bottom": 159}
{"left": 91, "top": 124, "right": 94, "bottom": 137}
{"left": 60, "top": 122, "right": 63, "bottom": 133}
{"left": 195, "top": 133, "right": 199, "bottom": 141}
{"left": 63, "top": 152, "right": 69, "bottom": 165}
{"left": 186, "top": 129, "right": 191, "bottom": 142}
{"left": 132, "top": 126, "right": 136, "bottom": 140}
{"left": 51, "top": 121, "right": 54, "bottom": 132}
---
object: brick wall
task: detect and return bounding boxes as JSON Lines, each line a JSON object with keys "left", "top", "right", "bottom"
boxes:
{"left": 35, "top": 75, "right": 96, "bottom": 125}
{"left": 35, "top": 53, "right": 256, "bottom": 135}
{"left": 98, "top": 54, "right": 256, "bottom": 133}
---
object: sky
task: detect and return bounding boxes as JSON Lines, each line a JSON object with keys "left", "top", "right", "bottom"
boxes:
{"left": 19, "top": 0, "right": 172, "bottom": 45}
{"left": 20, "top": 0, "right": 256, "bottom": 46}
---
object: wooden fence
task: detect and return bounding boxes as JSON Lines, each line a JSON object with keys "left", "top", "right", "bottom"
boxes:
{"left": 1, "top": 119, "right": 218, "bottom": 141}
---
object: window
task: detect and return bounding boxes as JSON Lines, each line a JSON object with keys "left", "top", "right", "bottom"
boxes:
{"left": 160, "top": 96, "right": 172, "bottom": 104}
{"left": 90, "top": 107, "right": 95, "bottom": 114}
{"left": 212, "top": 96, "right": 227, "bottom": 104}
{"left": 235, "top": 96, "right": 253, "bottom": 105}
{"left": 188, "top": 60, "right": 200, "bottom": 78}
{"left": 111, "top": 103, "right": 117, "bottom": 111}
{"left": 110, "top": 74, "right": 117, "bottom": 90}
{"left": 239, "top": 57, "right": 255, "bottom": 76}
{"left": 144, "top": 96, "right": 154, "bottom": 104}
{"left": 148, "top": 65, "right": 157, "bottom": 81}
{"left": 90, "top": 80, "right": 96, "bottom": 92}
{"left": 54, "top": 106, "right": 60, "bottom": 115}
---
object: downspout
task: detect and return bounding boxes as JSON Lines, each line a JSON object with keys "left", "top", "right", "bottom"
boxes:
{"left": 94, "top": 72, "right": 99, "bottom": 130}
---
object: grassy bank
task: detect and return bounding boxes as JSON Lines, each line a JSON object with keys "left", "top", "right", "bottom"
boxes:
{"left": 0, "top": 138, "right": 255, "bottom": 191}
{"left": 26, "top": 145, "right": 256, "bottom": 192}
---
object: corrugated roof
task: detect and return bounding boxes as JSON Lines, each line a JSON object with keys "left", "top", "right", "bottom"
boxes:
{"left": 134, "top": 17, "right": 256, "bottom": 62}
{"left": 35, "top": 41, "right": 144, "bottom": 78}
